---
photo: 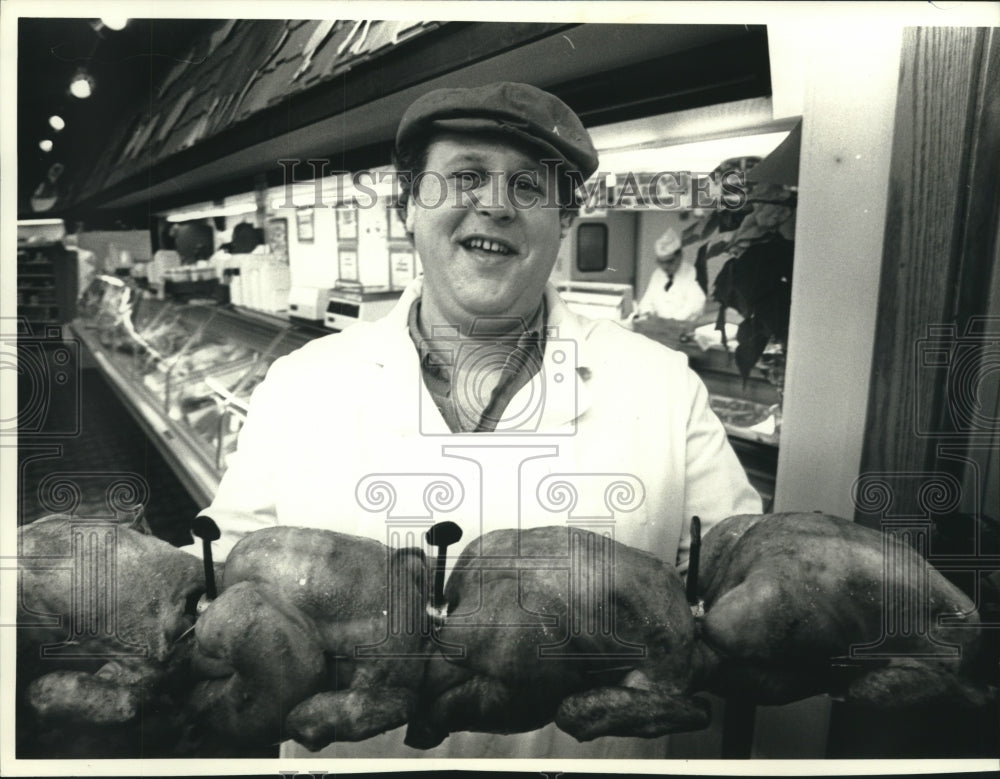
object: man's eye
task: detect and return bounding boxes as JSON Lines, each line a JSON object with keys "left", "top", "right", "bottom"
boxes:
{"left": 514, "top": 177, "right": 542, "bottom": 192}
{"left": 453, "top": 170, "right": 483, "bottom": 188}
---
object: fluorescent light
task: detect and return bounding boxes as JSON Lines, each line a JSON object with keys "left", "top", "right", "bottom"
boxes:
{"left": 101, "top": 18, "right": 128, "bottom": 31}
{"left": 165, "top": 204, "right": 258, "bottom": 223}
{"left": 39, "top": 139, "right": 53, "bottom": 152}
{"left": 49, "top": 115, "right": 65, "bottom": 131}
{"left": 597, "top": 131, "right": 791, "bottom": 177}
{"left": 17, "top": 218, "right": 65, "bottom": 226}
{"left": 271, "top": 167, "right": 399, "bottom": 209}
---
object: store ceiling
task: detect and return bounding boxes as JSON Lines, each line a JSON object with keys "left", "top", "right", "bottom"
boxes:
{"left": 95, "top": 23, "right": 771, "bottom": 215}
{"left": 16, "top": 17, "right": 218, "bottom": 221}
{"left": 16, "top": 19, "right": 772, "bottom": 224}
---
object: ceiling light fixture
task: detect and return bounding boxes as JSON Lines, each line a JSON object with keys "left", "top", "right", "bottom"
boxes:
{"left": 100, "top": 17, "right": 129, "bottom": 32}
{"left": 49, "top": 115, "right": 65, "bottom": 131}
{"left": 164, "top": 203, "right": 260, "bottom": 223}
{"left": 39, "top": 140, "right": 53, "bottom": 152}
{"left": 69, "top": 71, "right": 94, "bottom": 99}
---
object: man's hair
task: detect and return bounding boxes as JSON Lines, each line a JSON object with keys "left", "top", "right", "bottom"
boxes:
{"left": 391, "top": 130, "right": 432, "bottom": 228}
{"left": 391, "top": 131, "right": 583, "bottom": 232}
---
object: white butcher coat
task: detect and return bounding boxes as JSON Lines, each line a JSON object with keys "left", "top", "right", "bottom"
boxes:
{"left": 636, "top": 262, "right": 707, "bottom": 322}
{"left": 198, "top": 277, "right": 761, "bottom": 759}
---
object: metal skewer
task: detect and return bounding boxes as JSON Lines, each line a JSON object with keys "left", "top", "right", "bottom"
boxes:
{"left": 425, "top": 521, "right": 463, "bottom": 617}
{"left": 190, "top": 515, "right": 221, "bottom": 611}
{"left": 686, "top": 515, "right": 704, "bottom": 618}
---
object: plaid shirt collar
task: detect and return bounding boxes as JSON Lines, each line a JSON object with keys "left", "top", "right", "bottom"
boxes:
{"left": 407, "top": 297, "right": 548, "bottom": 433}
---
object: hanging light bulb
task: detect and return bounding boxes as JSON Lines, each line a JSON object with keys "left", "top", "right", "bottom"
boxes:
{"left": 69, "top": 71, "right": 94, "bottom": 99}
{"left": 49, "top": 115, "right": 65, "bottom": 131}
{"left": 101, "top": 17, "right": 129, "bottom": 31}
{"left": 39, "top": 139, "right": 53, "bottom": 152}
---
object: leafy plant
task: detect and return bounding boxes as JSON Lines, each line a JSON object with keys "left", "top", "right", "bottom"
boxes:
{"left": 684, "top": 173, "right": 797, "bottom": 384}
{"left": 713, "top": 235, "right": 794, "bottom": 380}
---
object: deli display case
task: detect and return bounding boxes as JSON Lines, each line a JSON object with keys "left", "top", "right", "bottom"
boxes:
{"left": 74, "top": 275, "right": 781, "bottom": 510}
{"left": 72, "top": 277, "right": 324, "bottom": 505}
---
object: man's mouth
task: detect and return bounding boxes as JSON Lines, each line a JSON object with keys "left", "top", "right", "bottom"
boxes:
{"left": 461, "top": 237, "right": 516, "bottom": 257}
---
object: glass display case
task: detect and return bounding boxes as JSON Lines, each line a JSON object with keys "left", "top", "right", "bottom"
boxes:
{"left": 72, "top": 277, "right": 322, "bottom": 504}
{"left": 74, "top": 275, "right": 778, "bottom": 509}
{"left": 167, "top": 325, "right": 308, "bottom": 472}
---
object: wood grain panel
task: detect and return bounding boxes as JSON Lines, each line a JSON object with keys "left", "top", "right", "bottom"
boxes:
{"left": 857, "top": 27, "right": 998, "bottom": 526}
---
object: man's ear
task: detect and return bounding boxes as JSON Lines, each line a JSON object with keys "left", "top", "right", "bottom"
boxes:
{"left": 559, "top": 211, "right": 575, "bottom": 239}
{"left": 404, "top": 202, "right": 415, "bottom": 234}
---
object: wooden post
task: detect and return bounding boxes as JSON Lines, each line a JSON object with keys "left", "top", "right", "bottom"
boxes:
{"left": 857, "top": 27, "right": 1000, "bottom": 526}
{"left": 835, "top": 26, "right": 1000, "bottom": 759}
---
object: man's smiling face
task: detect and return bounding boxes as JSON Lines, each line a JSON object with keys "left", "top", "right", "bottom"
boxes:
{"left": 405, "top": 132, "right": 567, "bottom": 330}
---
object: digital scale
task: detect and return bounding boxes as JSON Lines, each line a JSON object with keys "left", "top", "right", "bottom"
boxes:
{"left": 324, "top": 285, "right": 402, "bottom": 331}
{"left": 287, "top": 286, "right": 333, "bottom": 325}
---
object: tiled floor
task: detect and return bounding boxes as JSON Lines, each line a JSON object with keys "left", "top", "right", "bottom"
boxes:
{"left": 18, "top": 365, "right": 201, "bottom": 547}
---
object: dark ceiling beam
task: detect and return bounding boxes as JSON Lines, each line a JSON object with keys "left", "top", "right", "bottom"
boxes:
{"left": 143, "top": 26, "right": 772, "bottom": 217}
{"left": 49, "top": 23, "right": 771, "bottom": 222}
{"left": 57, "top": 21, "right": 572, "bottom": 217}
{"left": 558, "top": 26, "right": 770, "bottom": 127}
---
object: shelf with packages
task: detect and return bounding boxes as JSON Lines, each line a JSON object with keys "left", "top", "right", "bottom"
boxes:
{"left": 16, "top": 241, "right": 79, "bottom": 327}
{"left": 71, "top": 276, "right": 323, "bottom": 506}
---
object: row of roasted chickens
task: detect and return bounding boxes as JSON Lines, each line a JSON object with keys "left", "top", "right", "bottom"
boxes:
{"left": 16, "top": 512, "right": 997, "bottom": 756}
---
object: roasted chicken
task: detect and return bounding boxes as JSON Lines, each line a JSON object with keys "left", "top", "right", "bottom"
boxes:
{"left": 695, "top": 512, "right": 991, "bottom": 707}
{"left": 17, "top": 513, "right": 205, "bottom": 757}
{"left": 404, "top": 525, "right": 711, "bottom": 748}
{"left": 187, "top": 526, "right": 432, "bottom": 750}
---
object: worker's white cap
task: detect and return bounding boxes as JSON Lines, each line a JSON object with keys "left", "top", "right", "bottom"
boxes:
{"left": 655, "top": 228, "right": 682, "bottom": 257}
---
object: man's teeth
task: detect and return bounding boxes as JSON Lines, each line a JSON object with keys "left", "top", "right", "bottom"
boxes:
{"left": 464, "top": 238, "right": 511, "bottom": 255}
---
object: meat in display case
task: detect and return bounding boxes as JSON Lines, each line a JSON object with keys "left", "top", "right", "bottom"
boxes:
{"left": 72, "top": 277, "right": 321, "bottom": 504}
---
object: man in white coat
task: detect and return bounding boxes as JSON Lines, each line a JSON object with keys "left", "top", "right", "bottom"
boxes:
{"left": 194, "top": 82, "right": 761, "bottom": 759}
{"left": 636, "top": 227, "right": 707, "bottom": 321}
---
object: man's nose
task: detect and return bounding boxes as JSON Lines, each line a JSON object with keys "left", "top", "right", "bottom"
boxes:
{"left": 473, "top": 175, "right": 517, "bottom": 221}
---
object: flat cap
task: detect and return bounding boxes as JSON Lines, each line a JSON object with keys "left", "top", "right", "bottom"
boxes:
{"left": 395, "top": 82, "right": 599, "bottom": 180}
